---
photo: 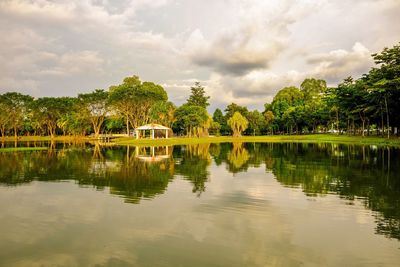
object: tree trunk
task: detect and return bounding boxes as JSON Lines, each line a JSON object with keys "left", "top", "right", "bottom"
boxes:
{"left": 1, "top": 127, "right": 5, "bottom": 142}
{"left": 14, "top": 125, "right": 17, "bottom": 140}
{"left": 360, "top": 112, "right": 365, "bottom": 137}
{"left": 126, "top": 115, "right": 129, "bottom": 136}
{"left": 381, "top": 106, "right": 384, "bottom": 137}
{"left": 384, "top": 96, "right": 390, "bottom": 139}
{"left": 336, "top": 109, "right": 339, "bottom": 134}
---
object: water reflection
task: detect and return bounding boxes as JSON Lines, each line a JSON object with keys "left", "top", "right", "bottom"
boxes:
{"left": 174, "top": 144, "right": 211, "bottom": 196}
{"left": 0, "top": 144, "right": 174, "bottom": 204}
{"left": 0, "top": 142, "right": 399, "bottom": 241}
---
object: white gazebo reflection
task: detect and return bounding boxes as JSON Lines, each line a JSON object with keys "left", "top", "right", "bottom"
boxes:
{"left": 135, "top": 146, "right": 172, "bottom": 162}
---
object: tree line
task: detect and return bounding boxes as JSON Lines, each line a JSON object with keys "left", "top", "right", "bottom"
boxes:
{"left": 0, "top": 42, "right": 399, "bottom": 139}
{"left": 213, "top": 42, "right": 400, "bottom": 138}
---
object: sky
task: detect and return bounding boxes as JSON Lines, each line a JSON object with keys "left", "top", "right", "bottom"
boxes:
{"left": 1, "top": 0, "right": 399, "bottom": 111}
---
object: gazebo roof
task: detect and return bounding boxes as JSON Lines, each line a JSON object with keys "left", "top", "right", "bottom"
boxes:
{"left": 136, "top": 123, "right": 170, "bottom": 130}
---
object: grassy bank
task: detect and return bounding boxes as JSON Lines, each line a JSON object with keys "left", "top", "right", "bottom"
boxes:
{"left": 113, "top": 134, "right": 400, "bottom": 147}
{"left": 0, "top": 147, "right": 48, "bottom": 152}
{"left": 2, "top": 134, "right": 400, "bottom": 147}
{"left": 1, "top": 136, "right": 89, "bottom": 142}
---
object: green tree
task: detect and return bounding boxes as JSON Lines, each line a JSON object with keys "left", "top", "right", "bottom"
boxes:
{"left": 1, "top": 92, "right": 33, "bottom": 139}
{"left": 109, "top": 76, "right": 168, "bottom": 133}
{"left": 228, "top": 112, "right": 248, "bottom": 137}
{"left": 137, "top": 81, "right": 168, "bottom": 125}
{"left": 300, "top": 78, "right": 327, "bottom": 102}
{"left": 109, "top": 76, "right": 141, "bottom": 135}
{"left": 266, "top": 86, "right": 304, "bottom": 134}
{"left": 246, "top": 110, "right": 266, "bottom": 136}
{"left": 78, "top": 89, "right": 109, "bottom": 137}
{"left": 31, "top": 97, "right": 75, "bottom": 138}
{"left": 264, "top": 110, "right": 275, "bottom": 134}
{"left": 213, "top": 108, "right": 228, "bottom": 135}
{"left": 186, "top": 82, "right": 210, "bottom": 108}
{"left": 0, "top": 94, "right": 11, "bottom": 140}
{"left": 149, "top": 101, "right": 176, "bottom": 128}
{"left": 224, "top": 103, "right": 248, "bottom": 119}
{"left": 366, "top": 42, "right": 400, "bottom": 138}
{"left": 174, "top": 104, "right": 209, "bottom": 137}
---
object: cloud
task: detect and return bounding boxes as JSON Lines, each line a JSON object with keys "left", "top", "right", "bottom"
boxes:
{"left": 184, "top": 0, "right": 319, "bottom": 76}
{"left": 190, "top": 42, "right": 375, "bottom": 109}
{"left": 0, "top": 0, "right": 399, "bottom": 110}
{"left": 187, "top": 27, "right": 284, "bottom": 75}
{"left": 0, "top": 0, "right": 175, "bottom": 95}
{"left": 307, "top": 42, "right": 374, "bottom": 83}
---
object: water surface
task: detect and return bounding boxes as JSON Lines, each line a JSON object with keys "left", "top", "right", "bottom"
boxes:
{"left": 0, "top": 142, "right": 399, "bottom": 266}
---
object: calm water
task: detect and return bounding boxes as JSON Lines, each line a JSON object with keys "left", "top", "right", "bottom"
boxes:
{"left": 0, "top": 142, "right": 399, "bottom": 267}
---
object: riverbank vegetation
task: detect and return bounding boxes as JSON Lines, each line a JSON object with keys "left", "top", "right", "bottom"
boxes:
{"left": 0, "top": 42, "right": 399, "bottom": 140}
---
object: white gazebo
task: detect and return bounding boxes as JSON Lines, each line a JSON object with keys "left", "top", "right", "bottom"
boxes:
{"left": 135, "top": 123, "right": 171, "bottom": 139}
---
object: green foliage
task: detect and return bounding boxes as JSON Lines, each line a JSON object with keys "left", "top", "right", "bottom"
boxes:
{"left": 246, "top": 110, "right": 266, "bottom": 136}
{"left": 213, "top": 108, "right": 229, "bottom": 135}
{"left": 227, "top": 112, "right": 249, "bottom": 137}
{"left": 174, "top": 104, "right": 209, "bottom": 137}
{"left": 149, "top": 101, "right": 176, "bottom": 128}
{"left": 109, "top": 75, "right": 168, "bottom": 134}
{"left": 186, "top": 82, "right": 210, "bottom": 108}
{"left": 273, "top": 86, "right": 304, "bottom": 105}
{"left": 78, "top": 89, "right": 109, "bottom": 137}
{"left": 0, "top": 92, "right": 33, "bottom": 138}
{"left": 300, "top": 78, "right": 327, "bottom": 102}
{"left": 31, "top": 97, "right": 76, "bottom": 137}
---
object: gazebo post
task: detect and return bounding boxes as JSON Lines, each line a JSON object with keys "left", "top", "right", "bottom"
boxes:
{"left": 152, "top": 129, "right": 155, "bottom": 139}
{"left": 166, "top": 129, "right": 168, "bottom": 139}
{"left": 135, "top": 130, "right": 139, "bottom": 139}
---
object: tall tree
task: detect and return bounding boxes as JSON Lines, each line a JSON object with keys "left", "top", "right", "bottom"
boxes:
{"left": 264, "top": 110, "right": 275, "bottom": 134}
{"left": 0, "top": 94, "right": 11, "bottom": 140}
{"left": 300, "top": 78, "right": 327, "bottom": 102}
{"left": 246, "top": 110, "right": 266, "bottom": 136}
{"left": 109, "top": 76, "right": 141, "bottom": 135}
{"left": 1, "top": 92, "right": 33, "bottom": 139}
{"left": 31, "top": 97, "right": 75, "bottom": 138}
{"left": 109, "top": 76, "right": 168, "bottom": 134}
{"left": 213, "top": 108, "right": 228, "bottom": 135}
{"left": 78, "top": 89, "right": 109, "bottom": 137}
{"left": 366, "top": 42, "right": 400, "bottom": 138}
{"left": 174, "top": 104, "right": 209, "bottom": 137}
{"left": 186, "top": 82, "right": 210, "bottom": 108}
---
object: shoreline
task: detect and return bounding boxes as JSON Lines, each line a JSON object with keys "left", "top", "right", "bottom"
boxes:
{"left": 3, "top": 134, "right": 399, "bottom": 147}
{"left": 113, "top": 135, "right": 400, "bottom": 147}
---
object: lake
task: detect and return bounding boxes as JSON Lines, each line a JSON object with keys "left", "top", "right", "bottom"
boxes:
{"left": 0, "top": 142, "right": 399, "bottom": 266}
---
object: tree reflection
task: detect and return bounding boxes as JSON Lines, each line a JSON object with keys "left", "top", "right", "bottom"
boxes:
{"left": 235, "top": 143, "right": 400, "bottom": 241}
{"left": 227, "top": 142, "right": 249, "bottom": 173}
{"left": 0, "top": 144, "right": 174, "bottom": 204}
{"left": 174, "top": 144, "right": 211, "bottom": 196}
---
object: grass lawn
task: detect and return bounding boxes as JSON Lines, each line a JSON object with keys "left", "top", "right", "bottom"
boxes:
{"left": 113, "top": 134, "right": 400, "bottom": 147}
{"left": 2, "top": 134, "right": 400, "bottom": 147}
{"left": 1, "top": 136, "right": 88, "bottom": 142}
